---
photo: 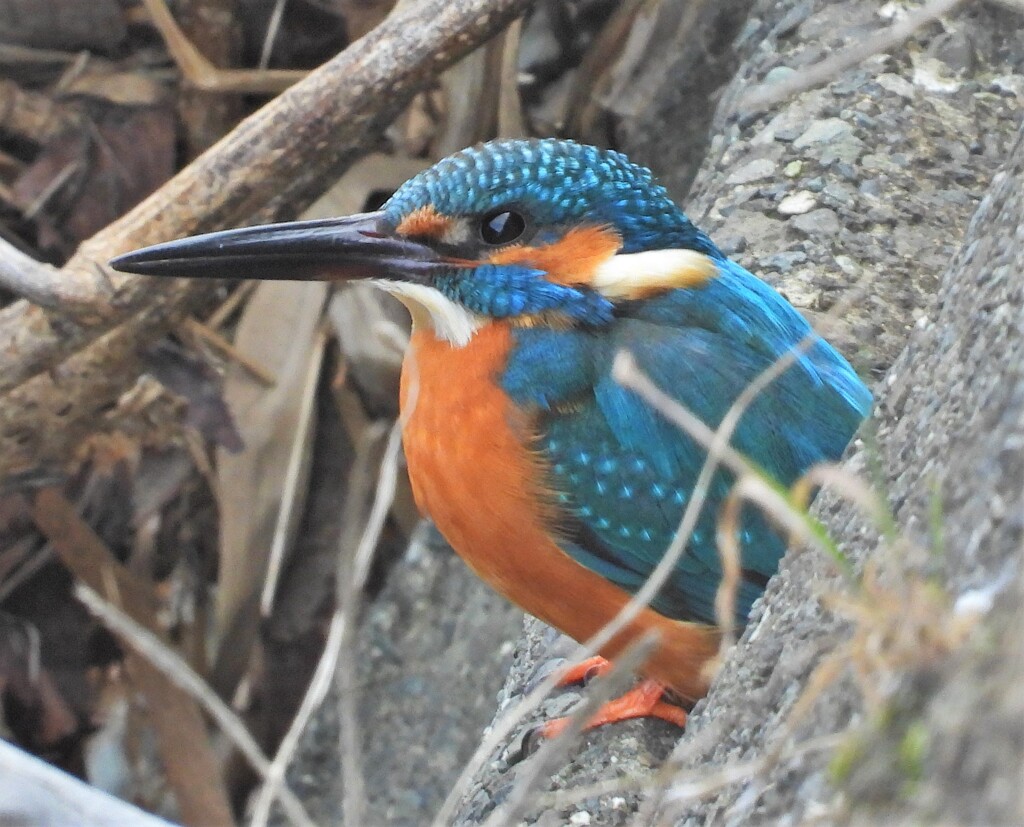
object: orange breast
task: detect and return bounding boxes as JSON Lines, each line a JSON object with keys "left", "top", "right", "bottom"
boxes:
{"left": 400, "top": 322, "right": 719, "bottom": 698}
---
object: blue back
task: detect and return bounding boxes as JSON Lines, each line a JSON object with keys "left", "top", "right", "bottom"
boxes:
{"left": 502, "top": 258, "right": 871, "bottom": 624}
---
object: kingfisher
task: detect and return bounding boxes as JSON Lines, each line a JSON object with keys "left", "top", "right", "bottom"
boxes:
{"left": 112, "top": 139, "right": 871, "bottom": 733}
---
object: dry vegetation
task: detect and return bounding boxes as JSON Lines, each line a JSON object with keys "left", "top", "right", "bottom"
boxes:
{"left": 0, "top": 1, "right": 1020, "bottom": 826}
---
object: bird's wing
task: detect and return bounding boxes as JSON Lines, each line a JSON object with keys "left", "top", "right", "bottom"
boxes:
{"left": 504, "top": 261, "right": 871, "bottom": 623}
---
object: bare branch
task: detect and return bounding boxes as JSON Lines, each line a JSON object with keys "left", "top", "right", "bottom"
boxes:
{"left": 0, "top": 236, "right": 95, "bottom": 308}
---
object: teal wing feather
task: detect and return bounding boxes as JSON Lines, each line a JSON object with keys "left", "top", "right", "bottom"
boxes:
{"left": 502, "top": 260, "right": 871, "bottom": 624}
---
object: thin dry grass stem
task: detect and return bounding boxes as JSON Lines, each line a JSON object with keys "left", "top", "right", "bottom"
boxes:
{"left": 709, "top": 461, "right": 877, "bottom": 656}
{"left": 258, "top": 0, "right": 290, "bottom": 70}
{"left": 791, "top": 462, "right": 891, "bottom": 531}
{"left": 738, "top": 0, "right": 968, "bottom": 113}
{"left": 437, "top": 351, "right": 803, "bottom": 821}
{"left": 825, "top": 557, "right": 979, "bottom": 709}
{"left": 434, "top": 403, "right": 732, "bottom": 823}
{"left": 0, "top": 44, "right": 82, "bottom": 64}
{"left": 207, "top": 282, "right": 259, "bottom": 330}
{"left": 729, "top": 477, "right": 829, "bottom": 553}
{"left": 711, "top": 461, "right": 889, "bottom": 668}
{"left": 337, "top": 420, "right": 404, "bottom": 826}
{"left": 663, "top": 732, "right": 847, "bottom": 805}
{"left": 183, "top": 318, "right": 278, "bottom": 387}
{"left": 621, "top": 260, "right": 881, "bottom": 644}
{"left": 481, "top": 634, "right": 660, "bottom": 827}
{"left": 182, "top": 429, "right": 221, "bottom": 510}
{"left": 617, "top": 355, "right": 832, "bottom": 554}
{"left": 72, "top": 583, "right": 315, "bottom": 827}
{"left": 0, "top": 544, "right": 54, "bottom": 604}
{"left": 660, "top": 551, "right": 986, "bottom": 823}
{"left": 540, "top": 732, "right": 847, "bottom": 819}
{"left": 659, "top": 508, "right": 980, "bottom": 821}
{"left": 439, "top": 261, "right": 878, "bottom": 823}
{"left": 543, "top": 731, "right": 847, "bottom": 821}
{"left": 248, "top": 418, "right": 403, "bottom": 827}
{"left": 713, "top": 497, "right": 744, "bottom": 653}
{"left": 22, "top": 160, "right": 80, "bottom": 219}
{"left": 259, "top": 328, "right": 328, "bottom": 618}
{"left": 249, "top": 613, "right": 345, "bottom": 827}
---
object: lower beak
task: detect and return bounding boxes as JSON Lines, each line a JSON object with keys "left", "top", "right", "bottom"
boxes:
{"left": 109, "top": 211, "right": 442, "bottom": 283}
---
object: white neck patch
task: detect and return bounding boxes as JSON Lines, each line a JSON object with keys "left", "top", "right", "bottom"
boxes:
{"left": 375, "top": 281, "right": 484, "bottom": 348}
{"left": 591, "top": 249, "right": 717, "bottom": 299}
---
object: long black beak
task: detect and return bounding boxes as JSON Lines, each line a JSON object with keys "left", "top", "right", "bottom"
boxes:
{"left": 109, "top": 211, "right": 443, "bottom": 282}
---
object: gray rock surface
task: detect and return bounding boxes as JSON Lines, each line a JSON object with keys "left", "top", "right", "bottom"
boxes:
{"left": 612, "top": 0, "right": 759, "bottom": 198}
{"left": 660, "top": 120, "right": 1024, "bottom": 827}
{"left": 685, "top": 0, "right": 1024, "bottom": 379}
{"left": 274, "top": 527, "right": 522, "bottom": 825}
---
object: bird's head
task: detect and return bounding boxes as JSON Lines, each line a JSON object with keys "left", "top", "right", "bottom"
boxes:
{"left": 112, "top": 139, "right": 720, "bottom": 346}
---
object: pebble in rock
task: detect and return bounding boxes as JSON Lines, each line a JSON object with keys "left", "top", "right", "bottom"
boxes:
{"left": 778, "top": 191, "right": 817, "bottom": 215}
{"left": 790, "top": 207, "right": 842, "bottom": 238}
{"left": 726, "top": 157, "right": 777, "bottom": 184}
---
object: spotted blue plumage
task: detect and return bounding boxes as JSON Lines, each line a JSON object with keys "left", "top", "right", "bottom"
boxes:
{"left": 385, "top": 138, "right": 717, "bottom": 255}
{"left": 505, "top": 260, "right": 870, "bottom": 623}
{"left": 434, "top": 265, "right": 613, "bottom": 323}
{"left": 388, "top": 138, "right": 872, "bottom": 627}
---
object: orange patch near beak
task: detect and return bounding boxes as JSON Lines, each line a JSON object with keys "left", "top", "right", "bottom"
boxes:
{"left": 396, "top": 205, "right": 455, "bottom": 239}
{"left": 486, "top": 225, "right": 623, "bottom": 286}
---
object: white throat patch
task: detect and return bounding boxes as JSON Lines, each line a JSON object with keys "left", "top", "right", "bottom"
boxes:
{"left": 591, "top": 249, "right": 717, "bottom": 299}
{"left": 375, "top": 281, "right": 484, "bottom": 348}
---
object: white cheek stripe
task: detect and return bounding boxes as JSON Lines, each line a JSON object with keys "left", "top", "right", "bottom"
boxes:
{"left": 374, "top": 280, "right": 484, "bottom": 348}
{"left": 591, "top": 249, "right": 718, "bottom": 299}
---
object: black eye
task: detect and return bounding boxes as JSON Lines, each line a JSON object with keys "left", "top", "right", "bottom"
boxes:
{"left": 480, "top": 208, "right": 526, "bottom": 245}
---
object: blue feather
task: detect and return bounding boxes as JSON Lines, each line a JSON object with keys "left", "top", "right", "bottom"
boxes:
{"left": 504, "top": 260, "right": 871, "bottom": 625}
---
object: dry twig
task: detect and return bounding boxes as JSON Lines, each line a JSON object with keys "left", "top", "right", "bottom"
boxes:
{"left": 140, "top": 0, "right": 306, "bottom": 93}
{"left": 0, "top": 236, "right": 87, "bottom": 308}
{"left": 248, "top": 419, "right": 404, "bottom": 827}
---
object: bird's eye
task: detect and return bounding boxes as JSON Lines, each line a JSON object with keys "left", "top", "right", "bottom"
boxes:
{"left": 480, "top": 208, "right": 526, "bottom": 245}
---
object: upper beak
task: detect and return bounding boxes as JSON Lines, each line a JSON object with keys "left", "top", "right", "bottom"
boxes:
{"left": 109, "top": 211, "right": 443, "bottom": 283}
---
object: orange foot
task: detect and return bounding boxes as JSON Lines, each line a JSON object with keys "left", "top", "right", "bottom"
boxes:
{"left": 542, "top": 657, "right": 688, "bottom": 739}
{"left": 556, "top": 655, "right": 613, "bottom": 686}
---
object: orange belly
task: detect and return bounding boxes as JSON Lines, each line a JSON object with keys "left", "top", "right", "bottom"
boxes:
{"left": 400, "top": 322, "right": 719, "bottom": 699}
